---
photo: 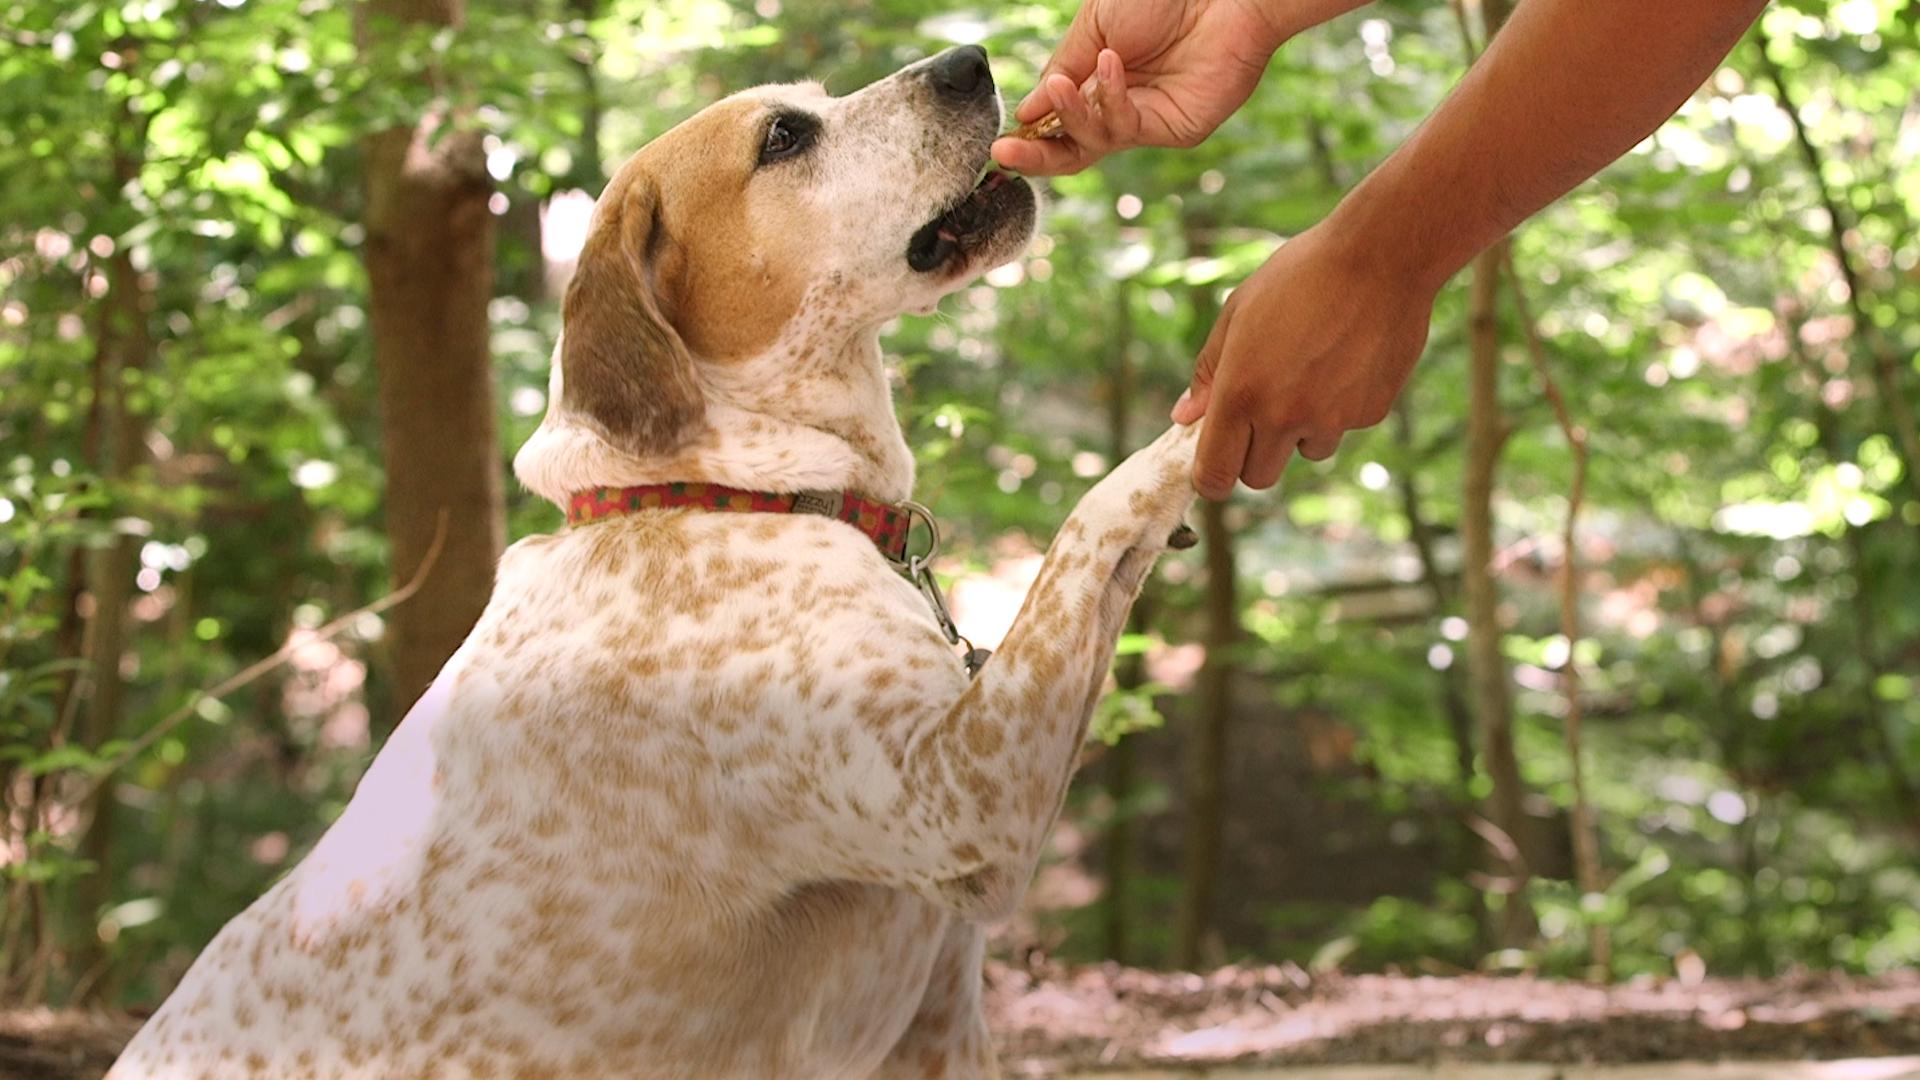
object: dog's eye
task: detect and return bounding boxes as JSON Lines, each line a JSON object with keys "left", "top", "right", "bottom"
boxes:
{"left": 759, "top": 115, "right": 810, "bottom": 165}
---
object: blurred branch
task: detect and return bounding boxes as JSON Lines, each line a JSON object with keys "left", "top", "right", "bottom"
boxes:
{"left": 1304, "top": 112, "right": 1348, "bottom": 190}
{"left": 267, "top": 168, "right": 355, "bottom": 218}
{"left": 1503, "top": 248, "right": 1608, "bottom": 977}
{"left": 1449, "top": 0, "right": 1483, "bottom": 61}
{"left": 68, "top": 510, "right": 449, "bottom": 809}
{"left": 1752, "top": 28, "right": 1920, "bottom": 509}
{"left": 1773, "top": 296, "right": 1920, "bottom": 828}
{"left": 1464, "top": 813, "right": 1528, "bottom": 884}
{"left": 1394, "top": 401, "right": 1477, "bottom": 789}
{"left": 1413, "top": 417, "right": 1469, "bottom": 461}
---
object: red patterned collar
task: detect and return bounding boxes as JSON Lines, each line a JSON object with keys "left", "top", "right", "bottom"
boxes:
{"left": 567, "top": 482, "right": 914, "bottom": 563}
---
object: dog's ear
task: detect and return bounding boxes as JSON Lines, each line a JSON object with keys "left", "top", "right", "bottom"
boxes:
{"left": 559, "top": 176, "right": 705, "bottom": 458}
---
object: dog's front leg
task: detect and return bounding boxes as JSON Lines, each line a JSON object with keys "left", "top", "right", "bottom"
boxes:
{"left": 778, "top": 422, "right": 1200, "bottom": 921}
{"left": 922, "top": 421, "right": 1198, "bottom": 917}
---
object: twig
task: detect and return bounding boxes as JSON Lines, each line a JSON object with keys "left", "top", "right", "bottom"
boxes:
{"left": 68, "top": 510, "right": 449, "bottom": 807}
{"left": 1465, "top": 813, "right": 1528, "bottom": 878}
{"left": 1449, "top": 0, "right": 1483, "bottom": 60}
{"left": 1502, "top": 249, "right": 1607, "bottom": 976}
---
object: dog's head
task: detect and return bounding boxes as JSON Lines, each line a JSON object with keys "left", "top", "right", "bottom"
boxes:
{"left": 552, "top": 46, "right": 1036, "bottom": 461}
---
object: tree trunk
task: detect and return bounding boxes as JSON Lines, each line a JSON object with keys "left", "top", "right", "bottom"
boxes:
{"left": 1101, "top": 279, "right": 1141, "bottom": 964}
{"left": 1103, "top": 604, "right": 1148, "bottom": 964}
{"left": 1463, "top": 240, "right": 1536, "bottom": 947}
{"left": 566, "top": 0, "right": 606, "bottom": 192}
{"left": 1392, "top": 401, "right": 1490, "bottom": 954}
{"left": 1392, "top": 403, "right": 1476, "bottom": 788}
{"left": 1173, "top": 228, "right": 1237, "bottom": 970}
{"left": 1175, "top": 497, "right": 1237, "bottom": 969}
{"left": 360, "top": 0, "right": 505, "bottom": 718}
{"left": 67, "top": 122, "right": 156, "bottom": 997}
{"left": 1459, "top": 0, "right": 1535, "bottom": 951}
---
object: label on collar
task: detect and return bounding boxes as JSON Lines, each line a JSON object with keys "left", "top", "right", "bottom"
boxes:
{"left": 791, "top": 490, "right": 846, "bottom": 518}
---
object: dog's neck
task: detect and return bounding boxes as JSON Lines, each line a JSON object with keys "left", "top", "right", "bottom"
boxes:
{"left": 514, "top": 319, "right": 915, "bottom": 512}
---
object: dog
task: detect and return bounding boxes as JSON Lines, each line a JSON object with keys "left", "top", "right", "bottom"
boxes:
{"left": 109, "top": 45, "right": 1201, "bottom": 1079}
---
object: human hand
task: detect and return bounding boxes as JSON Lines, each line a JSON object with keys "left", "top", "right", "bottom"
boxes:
{"left": 1171, "top": 222, "right": 1437, "bottom": 500}
{"left": 990, "top": 0, "right": 1289, "bottom": 176}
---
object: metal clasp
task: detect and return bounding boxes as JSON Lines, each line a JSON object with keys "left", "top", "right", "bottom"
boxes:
{"left": 898, "top": 500, "right": 990, "bottom": 677}
{"left": 908, "top": 553, "right": 960, "bottom": 646}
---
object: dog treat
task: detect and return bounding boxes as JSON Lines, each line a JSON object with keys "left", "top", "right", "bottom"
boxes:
{"left": 1011, "top": 113, "right": 1066, "bottom": 140}
{"left": 1007, "top": 74, "right": 1102, "bottom": 141}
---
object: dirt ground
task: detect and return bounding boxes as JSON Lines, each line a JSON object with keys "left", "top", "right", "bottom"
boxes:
{"left": 988, "top": 961, "right": 1920, "bottom": 1076}
{"left": 3, "top": 963, "right": 1917, "bottom": 1079}
{"left": 0, "top": 1010, "right": 132, "bottom": 1080}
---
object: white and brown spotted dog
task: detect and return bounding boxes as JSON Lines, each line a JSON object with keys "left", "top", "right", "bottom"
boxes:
{"left": 111, "top": 46, "right": 1201, "bottom": 1080}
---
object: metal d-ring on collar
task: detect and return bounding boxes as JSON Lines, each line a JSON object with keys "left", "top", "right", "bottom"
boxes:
{"left": 897, "top": 501, "right": 992, "bottom": 678}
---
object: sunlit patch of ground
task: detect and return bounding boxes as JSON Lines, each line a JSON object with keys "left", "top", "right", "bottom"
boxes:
{"left": 986, "top": 962, "right": 1920, "bottom": 1077}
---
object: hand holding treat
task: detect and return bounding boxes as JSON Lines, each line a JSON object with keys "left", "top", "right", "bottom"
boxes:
{"left": 990, "top": 0, "right": 1292, "bottom": 176}
{"left": 1002, "top": 0, "right": 1772, "bottom": 498}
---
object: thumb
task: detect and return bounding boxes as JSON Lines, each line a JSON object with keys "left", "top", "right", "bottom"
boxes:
{"left": 1017, "top": 8, "right": 1104, "bottom": 122}
{"left": 1172, "top": 303, "right": 1231, "bottom": 424}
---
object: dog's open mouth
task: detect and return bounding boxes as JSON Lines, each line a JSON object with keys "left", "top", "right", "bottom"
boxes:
{"left": 907, "top": 168, "right": 1032, "bottom": 274}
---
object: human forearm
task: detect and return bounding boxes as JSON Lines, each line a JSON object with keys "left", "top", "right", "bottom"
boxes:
{"left": 1325, "top": 0, "right": 1769, "bottom": 289}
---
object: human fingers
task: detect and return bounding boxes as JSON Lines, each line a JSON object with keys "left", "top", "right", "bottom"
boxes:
{"left": 1015, "top": 5, "right": 1104, "bottom": 122}
{"left": 1240, "top": 426, "right": 1301, "bottom": 491}
{"left": 1088, "top": 49, "right": 1145, "bottom": 150}
{"left": 999, "top": 57, "right": 1136, "bottom": 176}
{"left": 1298, "top": 430, "right": 1343, "bottom": 461}
{"left": 990, "top": 133, "right": 1100, "bottom": 176}
{"left": 1193, "top": 413, "right": 1252, "bottom": 501}
{"left": 1040, "top": 73, "right": 1117, "bottom": 158}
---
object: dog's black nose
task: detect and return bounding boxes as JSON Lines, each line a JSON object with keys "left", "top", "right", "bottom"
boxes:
{"left": 930, "top": 45, "right": 992, "bottom": 99}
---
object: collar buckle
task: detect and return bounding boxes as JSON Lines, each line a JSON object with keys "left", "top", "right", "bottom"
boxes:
{"left": 897, "top": 500, "right": 940, "bottom": 566}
